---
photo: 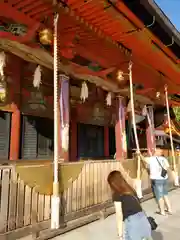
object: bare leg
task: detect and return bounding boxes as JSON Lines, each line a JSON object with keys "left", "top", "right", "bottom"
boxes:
{"left": 158, "top": 198, "right": 165, "bottom": 215}
{"left": 164, "top": 195, "right": 172, "bottom": 213}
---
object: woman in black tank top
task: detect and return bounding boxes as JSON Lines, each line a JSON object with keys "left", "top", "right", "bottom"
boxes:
{"left": 107, "top": 170, "right": 152, "bottom": 240}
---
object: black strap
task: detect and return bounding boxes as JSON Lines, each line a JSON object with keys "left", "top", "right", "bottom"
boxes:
{"left": 156, "top": 157, "right": 164, "bottom": 169}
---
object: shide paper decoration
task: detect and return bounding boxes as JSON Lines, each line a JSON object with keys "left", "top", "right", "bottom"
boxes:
{"left": 33, "top": 65, "right": 42, "bottom": 88}
{"left": 106, "top": 92, "right": 112, "bottom": 106}
{"left": 80, "top": 81, "right": 88, "bottom": 102}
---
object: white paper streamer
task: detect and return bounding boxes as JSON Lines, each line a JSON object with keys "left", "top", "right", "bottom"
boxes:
{"left": 80, "top": 81, "right": 88, "bottom": 102}
{"left": 127, "top": 100, "right": 131, "bottom": 112}
{"left": 33, "top": 65, "right": 42, "bottom": 88}
{"left": 142, "top": 105, "right": 147, "bottom": 116}
{"left": 106, "top": 92, "right": 112, "bottom": 106}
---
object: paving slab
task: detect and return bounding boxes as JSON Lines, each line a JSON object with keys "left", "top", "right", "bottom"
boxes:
{"left": 51, "top": 189, "right": 180, "bottom": 240}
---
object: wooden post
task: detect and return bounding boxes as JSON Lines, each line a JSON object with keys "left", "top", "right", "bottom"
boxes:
{"left": 115, "top": 96, "right": 127, "bottom": 160}
{"left": 9, "top": 56, "right": 21, "bottom": 160}
{"left": 59, "top": 74, "right": 70, "bottom": 161}
{"left": 104, "top": 126, "right": 109, "bottom": 158}
{"left": 146, "top": 106, "right": 156, "bottom": 156}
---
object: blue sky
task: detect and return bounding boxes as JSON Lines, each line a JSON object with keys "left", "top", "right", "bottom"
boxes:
{"left": 155, "top": 0, "right": 180, "bottom": 31}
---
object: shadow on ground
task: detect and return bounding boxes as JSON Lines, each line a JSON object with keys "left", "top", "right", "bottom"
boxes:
{"left": 152, "top": 231, "right": 163, "bottom": 240}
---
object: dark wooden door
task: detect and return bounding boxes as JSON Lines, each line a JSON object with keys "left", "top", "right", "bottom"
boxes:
{"left": 21, "top": 115, "right": 54, "bottom": 159}
{"left": 77, "top": 123, "right": 104, "bottom": 159}
{"left": 109, "top": 127, "right": 116, "bottom": 157}
{"left": 21, "top": 116, "right": 38, "bottom": 159}
{"left": 0, "top": 111, "right": 11, "bottom": 160}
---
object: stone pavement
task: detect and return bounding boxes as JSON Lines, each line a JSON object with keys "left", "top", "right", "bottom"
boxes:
{"left": 52, "top": 189, "right": 180, "bottom": 240}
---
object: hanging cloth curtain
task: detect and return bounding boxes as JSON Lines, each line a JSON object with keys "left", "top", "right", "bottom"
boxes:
{"left": 142, "top": 105, "right": 155, "bottom": 156}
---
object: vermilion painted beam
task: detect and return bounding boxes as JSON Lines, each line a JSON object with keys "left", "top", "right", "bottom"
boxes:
{"left": 0, "top": 2, "right": 36, "bottom": 26}
{"left": 64, "top": 0, "right": 180, "bottom": 89}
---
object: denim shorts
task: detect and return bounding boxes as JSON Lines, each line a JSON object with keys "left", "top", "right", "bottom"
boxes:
{"left": 151, "top": 179, "right": 168, "bottom": 201}
{"left": 124, "top": 212, "right": 152, "bottom": 240}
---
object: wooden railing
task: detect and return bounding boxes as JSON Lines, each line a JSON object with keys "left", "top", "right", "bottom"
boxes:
{"left": 0, "top": 154, "right": 179, "bottom": 239}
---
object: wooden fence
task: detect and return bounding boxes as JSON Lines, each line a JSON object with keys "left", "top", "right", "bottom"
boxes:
{"left": 0, "top": 154, "right": 179, "bottom": 239}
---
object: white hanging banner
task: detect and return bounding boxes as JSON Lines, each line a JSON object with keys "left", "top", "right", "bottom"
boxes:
{"left": 59, "top": 74, "right": 70, "bottom": 152}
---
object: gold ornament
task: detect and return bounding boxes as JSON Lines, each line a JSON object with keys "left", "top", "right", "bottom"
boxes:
{"left": 156, "top": 91, "right": 160, "bottom": 98}
{"left": 117, "top": 70, "right": 125, "bottom": 81}
{"left": 39, "top": 28, "right": 53, "bottom": 45}
{"left": 0, "top": 81, "right": 7, "bottom": 103}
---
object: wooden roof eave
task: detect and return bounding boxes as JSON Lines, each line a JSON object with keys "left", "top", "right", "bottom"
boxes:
{"left": 53, "top": 0, "right": 180, "bottom": 91}
{"left": 145, "top": 0, "right": 180, "bottom": 47}
{"left": 0, "top": 38, "right": 154, "bottom": 105}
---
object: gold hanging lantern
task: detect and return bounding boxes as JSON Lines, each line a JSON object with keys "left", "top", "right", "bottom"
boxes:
{"left": 0, "top": 80, "right": 7, "bottom": 103}
{"left": 117, "top": 70, "right": 125, "bottom": 81}
{"left": 156, "top": 91, "right": 160, "bottom": 99}
{"left": 39, "top": 28, "right": 53, "bottom": 45}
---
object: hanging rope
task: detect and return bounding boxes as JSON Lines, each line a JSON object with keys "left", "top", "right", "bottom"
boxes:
{"left": 164, "top": 85, "right": 176, "bottom": 171}
{"left": 51, "top": 11, "right": 60, "bottom": 230}
{"left": 53, "top": 12, "right": 59, "bottom": 183}
{"left": 128, "top": 62, "right": 141, "bottom": 179}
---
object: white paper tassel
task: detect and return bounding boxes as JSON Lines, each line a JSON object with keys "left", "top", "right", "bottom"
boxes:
{"left": 142, "top": 105, "right": 147, "bottom": 116}
{"left": 0, "top": 51, "right": 6, "bottom": 78}
{"left": 33, "top": 65, "right": 42, "bottom": 88}
{"left": 106, "top": 92, "right": 112, "bottom": 106}
{"left": 127, "top": 100, "right": 131, "bottom": 112}
{"left": 62, "top": 124, "right": 69, "bottom": 152}
{"left": 80, "top": 81, "right": 88, "bottom": 102}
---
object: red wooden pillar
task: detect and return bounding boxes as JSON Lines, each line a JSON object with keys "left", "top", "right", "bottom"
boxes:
{"left": 59, "top": 74, "right": 70, "bottom": 161}
{"left": 104, "top": 126, "right": 109, "bottom": 158}
{"left": 9, "top": 56, "right": 21, "bottom": 160}
{"left": 146, "top": 106, "right": 156, "bottom": 156}
{"left": 115, "top": 96, "right": 127, "bottom": 160}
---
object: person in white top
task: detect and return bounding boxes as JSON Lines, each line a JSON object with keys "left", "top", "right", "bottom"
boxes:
{"left": 142, "top": 147, "right": 172, "bottom": 216}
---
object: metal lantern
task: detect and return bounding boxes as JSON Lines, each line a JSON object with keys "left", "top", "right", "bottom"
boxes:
{"left": 0, "top": 81, "right": 7, "bottom": 103}
{"left": 39, "top": 28, "right": 53, "bottom": 45}
{"left": 117, "top": 70, "right": 125, "bottom": 81}
{"left": 156, "top": 91, "right": 160, "bottom": 98}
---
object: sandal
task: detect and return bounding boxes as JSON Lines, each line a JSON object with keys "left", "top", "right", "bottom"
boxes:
{"left": 166, "top": 210, "right": 172, "bottom": 215}
{"left": 155, "top": 211, "right": 166, "bottom": 216}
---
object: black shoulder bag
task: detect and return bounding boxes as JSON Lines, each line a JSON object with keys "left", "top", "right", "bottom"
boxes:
{"left": 133, "top": 196, "right": 158, "bottom": 231}
{"left": 156, "top": 157, "right": 167, "bottom": 178}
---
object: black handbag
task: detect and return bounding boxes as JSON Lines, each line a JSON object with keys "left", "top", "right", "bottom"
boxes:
{"left": 156, "top": 157, "right": 167, "bottom": 178}
{"left": 133, "top": 196, "right": 158, "bottom": 231}
{"left": 147, "top": 216, "right": 158, "bottom": 230}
